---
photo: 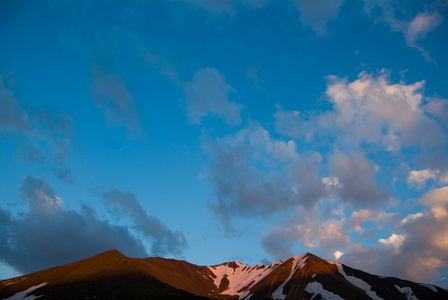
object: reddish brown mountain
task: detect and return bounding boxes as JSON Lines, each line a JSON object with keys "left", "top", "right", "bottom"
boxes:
{"left": 1, "top": 250, "right": 447, "bottom": 299}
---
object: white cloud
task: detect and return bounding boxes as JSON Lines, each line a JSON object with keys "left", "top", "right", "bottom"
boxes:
{"left": 379, "top": 233, "right": 406, "bottom": 254}
{"left": 400, "top": 212, "right": 423, "bottom": 225}
{"left": 325, "top": 71, "right": 428, "bottom": 149}
{"left": 334, "top": 250, "right": 344, "bottom": 260}
{"left": 275, "top": 71, "right": 448, "bottom": 170}
{"left": 322, "top": 176, "right": 341, "bottom": 193}
{"left": 408, "top": 169, "right": 440, "bottom": 188}
{"left": 184, "top": 67, "right": 242, "bottom": 125}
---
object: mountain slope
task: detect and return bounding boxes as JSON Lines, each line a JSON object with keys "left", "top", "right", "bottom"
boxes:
{"left": 0, "top": 250, "right": 207, "bottom": 300}
{"left": 1, "top": 250, "right": 447, "bottom": 300}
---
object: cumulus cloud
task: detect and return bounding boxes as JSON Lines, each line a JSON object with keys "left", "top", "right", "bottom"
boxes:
{"left": 363, "top": 0, "right": 443, "bottom": 62}
{"left": 407, "top": 168, "right": 448, "bottom": 189}
{"left": 261, "top": 207, "right": 351, "bottom": 261}
{"left": 91, "top": 64, "right": 140, "bottom": 136}
{"left": 378, "top": 233, "right": 406, "bottom": 254}
{"left": 339, "top": 186, "right": 448, "bottom": 287}
{"left": 348, "top": 209, "right": 398, "bottom": 233}
{"left": 275, "top": 71, "right": 448, "bottom": 169}
{"left": 419, "top": 186, "right": 448, "bottom": 219}
{"left": 184, "top": 67, "right": 242, "bottom": 125}
{"left": 261, "top": 205, "right": 399, "bottom": 270}
{"left": 96, "top": 187, "right": 187, "bottom": 257}
{"left": 203, "top": 122, "right": 325, "bottom": 231}
{"left": 291, "top": 0, "right": 345, "bottom": 34}
{"left": 0, "top": 176, "right": 147, "bottom": 274}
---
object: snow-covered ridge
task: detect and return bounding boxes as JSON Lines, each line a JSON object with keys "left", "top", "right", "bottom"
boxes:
{"left": 207, "top": 259, "right": 283, "bottom": 298}
{"left": 272, "top": 253, "right": 308, "bottom": 300}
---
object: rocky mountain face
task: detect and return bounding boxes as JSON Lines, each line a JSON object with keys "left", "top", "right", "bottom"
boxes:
{"left": 1, "top": 250, "right": 447, "bottom": 300}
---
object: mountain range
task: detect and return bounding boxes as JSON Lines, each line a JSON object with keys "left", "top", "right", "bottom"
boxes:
{"left": 1, "top": 249, "right": 447, "bottom": 300}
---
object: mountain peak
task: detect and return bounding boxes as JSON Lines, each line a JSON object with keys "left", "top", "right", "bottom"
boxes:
{"left": 1, "top": 250, "right": 447, "bottom": 300}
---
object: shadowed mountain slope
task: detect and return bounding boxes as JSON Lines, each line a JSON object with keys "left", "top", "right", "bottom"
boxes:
{"left": 1, "top": 250, "right": 447, "bottom": 300}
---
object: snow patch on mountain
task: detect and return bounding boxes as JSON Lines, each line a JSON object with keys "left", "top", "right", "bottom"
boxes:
{"left": 4, "top": 282, "right": 48, "bottom": 300}
{"left": 208, "top": 260, "right": 282, "bottom": 298}
{"left": 336, "top": 263, "right": 383, "bottom": 300}
{"left": 305, "top": 281, "right": 345, "bottom": 300}
{"left": 272, "top": 253, "right": 307, "bottom": 300}
{"left": 395, "top": 285, "right": 419, "bottom": 300}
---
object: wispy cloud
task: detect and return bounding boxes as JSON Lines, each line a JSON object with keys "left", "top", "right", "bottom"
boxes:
{"left": 182, "top": 0, "right": 345, "bottom": 35}
{"left": 0, "top": 74, "right": 30, "bottom": 133}
{"left": 363, "top": 0, "right": 444, "bottom": 63}
{"left": 0, "top": 74, "right": 75, "bottom": 182}
{"left": 291, "top": 0, "right": 345, "bottom": 35}
{"left": 96, "top": 186, "right": 188, "bottom": 257}
{"left": 91, "top": 64, "right": 141, "bottom": 137}
{"left": 184, "top": 67, "right": 242, "bottom": 125}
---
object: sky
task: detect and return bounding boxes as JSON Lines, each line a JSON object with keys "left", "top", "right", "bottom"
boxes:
{"left": 1, "top": 0, "right": 448, "bottom": 288}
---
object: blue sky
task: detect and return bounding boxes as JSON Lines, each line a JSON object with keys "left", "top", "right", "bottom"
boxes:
{"left": 1, "top": 0, "right": 448, "bottom": 288}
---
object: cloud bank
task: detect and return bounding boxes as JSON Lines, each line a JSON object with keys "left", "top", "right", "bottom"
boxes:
{"left": 0, "top": 176, "right": 147, "bottom": 274}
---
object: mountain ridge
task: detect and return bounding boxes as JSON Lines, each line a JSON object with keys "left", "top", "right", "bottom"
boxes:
{"left": 1, "top": 249, "right": 447, "bottom": 300}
